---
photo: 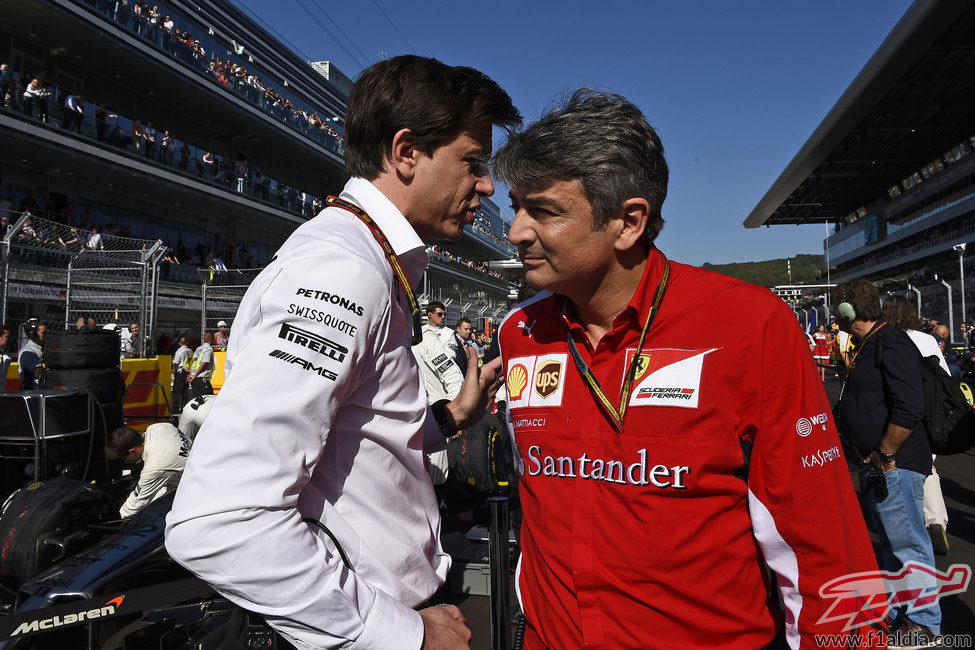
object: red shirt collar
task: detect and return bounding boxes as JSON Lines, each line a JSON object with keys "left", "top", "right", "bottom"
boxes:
{"left": 558, "top": 247, "right": 666, "bottom": 337}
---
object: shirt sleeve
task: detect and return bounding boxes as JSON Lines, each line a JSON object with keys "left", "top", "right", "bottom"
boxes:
{"left": 748, "top": 302, "right": 885, "bottom": 648}
{"left": 120, "top": 464, "right": 178, "bottom": 518}
{"left": 880, "top": 332, "right": 924, "bottom": 430}
{"left": 18, "top": 350, "right": 40, "bottom": 371}
{"left": 164, "top": 252, "right": 424, "bottom": 650}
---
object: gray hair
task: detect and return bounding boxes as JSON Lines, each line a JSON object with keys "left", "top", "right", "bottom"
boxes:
{"left": 493, "top": 89, "right": 668, "bottom": 247}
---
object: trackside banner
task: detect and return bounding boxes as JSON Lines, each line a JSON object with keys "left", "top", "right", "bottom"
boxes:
{"left": 0, "top": 577, "right": 214, "bottom": 640}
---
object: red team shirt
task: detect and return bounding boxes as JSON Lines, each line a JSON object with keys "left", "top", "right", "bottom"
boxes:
{"left": 498, "top": 248, "right": 883, "bottom": 649}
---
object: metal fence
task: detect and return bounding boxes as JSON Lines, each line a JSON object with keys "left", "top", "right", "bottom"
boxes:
{"left": 199, "top": 268, "right": 264, "bottom": 340}
{"left": 1, "top": 210, "right": 165, "bottom": 354}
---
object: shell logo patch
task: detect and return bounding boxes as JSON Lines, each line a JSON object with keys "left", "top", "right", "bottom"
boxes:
{"left": 506, "top": 354, "right": 568, "bottom": 409}
{"left": 534, "top": 360, "right": 562, "bottom": 397}
{"left": 508, "top": 363, "right": 529, "bottom": 401}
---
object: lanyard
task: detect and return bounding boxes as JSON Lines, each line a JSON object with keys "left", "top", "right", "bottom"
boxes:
{"left": 326, "top": 196, "right": 422, "bottom": 345}
{"left": 563, "top": 256, "right": 671, "bottom": 433}
{"left": 846, "top": 322, "right": 885, "bottom": 376}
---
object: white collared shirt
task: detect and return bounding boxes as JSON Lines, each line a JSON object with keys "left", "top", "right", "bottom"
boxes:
{"left": 166, "top": 177, "right": 446, "bottom": 650}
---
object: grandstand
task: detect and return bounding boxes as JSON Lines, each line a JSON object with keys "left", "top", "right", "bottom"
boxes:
{"left": 0, "top": 0, "right": 518, "bottom": 348}
{"left": 745, "top": 0, "right": 975, "bottom": 341}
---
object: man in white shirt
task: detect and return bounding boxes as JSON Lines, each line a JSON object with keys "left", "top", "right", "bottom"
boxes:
{"left": 62, "top": 93, "right": 84, "bottom": 133}
{"left": 106, "top": 423, "right": 190, "bottom": 518}
{"left": 18, "top": 319, "right": 45, "bottom": 390}
{"left": 186, "top": 332, "right": 214, "bottom": 398}
{"left": 413, "top": 304, "right": 466, "bottom": 486}
{"left": 86, "top": 226, "right": 104, "bottom": 251}
{"left": 0, "top": 324, "right": 11, "bottom": 392}
{"left": 166, "top": 55, "right": 519, "bottom": 650}
{"left": 171, "top": 336, "right": 192, "bottom": 413}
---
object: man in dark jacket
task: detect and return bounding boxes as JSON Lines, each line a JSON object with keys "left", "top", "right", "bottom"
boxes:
{"left": 834, "top": 279, "right": 942, "bottom": 647}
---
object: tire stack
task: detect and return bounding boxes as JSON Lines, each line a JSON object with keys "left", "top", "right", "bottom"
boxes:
{"left": 44, "top": 330, "right": 125, "bottom": 481}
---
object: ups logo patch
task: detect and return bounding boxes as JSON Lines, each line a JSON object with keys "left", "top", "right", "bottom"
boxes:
{"left": 534, "top": 360, "right": 562, "bottom": 397}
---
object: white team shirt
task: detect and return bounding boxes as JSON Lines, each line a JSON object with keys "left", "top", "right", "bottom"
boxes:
{"left": 120, "top": 423, "right": 190, "bottom": 518}
{"left": 166, "top": 177, "right": 448, "bottom": 650}
{"left": 413, "top": 323, "right": 464, "bottom": 403}
{"left": 906, "top": 329, "right": 951, "bottom": 375}
{"left": 172, "top": 344, "right": 192, "bottom": 373}
{"left": 412, "top": 323, "right": 465, "bottom": 485}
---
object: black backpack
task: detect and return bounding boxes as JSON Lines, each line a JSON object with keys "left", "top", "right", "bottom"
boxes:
{"left": 877, "top": 329, "right": 975, "bottom": 454}
{"left": 918, "top": 354, "right": 975, "bottom": 454}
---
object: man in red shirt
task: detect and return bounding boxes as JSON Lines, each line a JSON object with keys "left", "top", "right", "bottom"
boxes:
{"left": 493, "top": 90, "right": 885, "bottom": 649}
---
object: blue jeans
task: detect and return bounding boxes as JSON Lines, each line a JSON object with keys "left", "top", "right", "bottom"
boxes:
{"left": 860, "top": 467, "right": 941, "bottom": 634}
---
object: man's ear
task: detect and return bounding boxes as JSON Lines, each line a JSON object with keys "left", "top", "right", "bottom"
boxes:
{"left": 614, "top": 197, "right": 650, "bottom": 252}
{"left": 389, "top": 128, "right": 419, "bottom": 180}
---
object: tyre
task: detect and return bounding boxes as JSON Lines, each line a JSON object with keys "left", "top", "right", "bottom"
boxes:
{"left": 0, "top": 476, "right": 112, "bottom": 590}
{"left": 46, "top": 368, "right": 125, "bottom": 405}
{"left": 447, "top": 417, "right": 508, "bottom": 495}
{"left": 44, "top": 330, "right": 121, "bottom": 369}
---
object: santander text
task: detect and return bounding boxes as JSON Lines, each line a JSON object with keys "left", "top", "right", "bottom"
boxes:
{"left": 526, "top": 446, "right": 690, "bottom": 488}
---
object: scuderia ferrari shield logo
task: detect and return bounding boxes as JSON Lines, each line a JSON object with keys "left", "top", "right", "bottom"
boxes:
{"left": 632, "top": 353, "right": 652, "bottom": 382}
{"left": 625, "top": 348, "right": 721, "bottom": 409}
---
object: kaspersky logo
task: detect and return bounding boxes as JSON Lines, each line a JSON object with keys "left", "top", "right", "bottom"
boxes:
{"left": 508, "top": 363, "right": 529, "bottom": 400}
{"left": 11, "top": 596, "right": 125, "bottom": 636}
{"left": 818, "top": 562, "right": 970, "bottom": 631}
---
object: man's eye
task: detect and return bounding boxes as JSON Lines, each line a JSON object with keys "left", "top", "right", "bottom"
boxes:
{"left": 468, "top": 159, "right": 488, "bottom": 175}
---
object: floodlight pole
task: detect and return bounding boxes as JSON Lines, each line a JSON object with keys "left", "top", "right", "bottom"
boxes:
{"left": 940, "top": 279, "right": 954, "bottom": 344}
{"left": 907, "top": 283, "right": 921, "bottom": 316}
{"left": 955, "top": 244, "right": 967, "bottom": 330}
{"left": 824, "top": 220, "right": 831, "bottom": 288}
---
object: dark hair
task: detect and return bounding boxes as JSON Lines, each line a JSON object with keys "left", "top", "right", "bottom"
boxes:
{"left": 494, "top": 88, "right": 668, "bottom": 248}
{"left": 881, "top": 295, "right": 925, "bottom": 331}
{"left": 455, "top": 317, "right": 472, "bottom": 328}
{"left": 105, "top": 426, "right": 142, "bottom": 460}
{"left": 0, "top": 324, "right": 9, "bottom": 338}
{"left": 831, "top": 280, "right": 882, "bottom": 322}
{"left": 426, "top": 300, "right": 446, "bottom": 315}
{"left": 344, "top": 55, "right": 521, "bottom": 179}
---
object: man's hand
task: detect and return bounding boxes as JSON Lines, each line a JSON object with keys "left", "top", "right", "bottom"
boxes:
{"left": 863, "top": 450, "right": 896, "bottom": 474}
{"left": 419, "top": 605, "right": 471, "bottom": 649}
{"left": 446, "top": 347, "right": 502, "bottom": 431}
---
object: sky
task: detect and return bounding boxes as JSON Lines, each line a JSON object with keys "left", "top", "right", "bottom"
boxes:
{"left": 234, "top": 0, "right": 915, "bottom": 266}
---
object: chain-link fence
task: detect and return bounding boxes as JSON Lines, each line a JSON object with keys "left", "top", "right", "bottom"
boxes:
{"left": 1, "top": 211, "right": 165, "bottom": 354}
{"left": 199, "top": 268, "right": 264, "bottom": 342}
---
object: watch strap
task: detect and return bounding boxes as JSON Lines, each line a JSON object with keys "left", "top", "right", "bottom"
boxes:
{"left": 431, "top": 399, "right": 457, "bottom": 439}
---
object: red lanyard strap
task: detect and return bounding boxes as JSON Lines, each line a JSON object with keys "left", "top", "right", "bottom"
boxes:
{"left": 563, "top": 256, "right": 671, "bottom": 433}
{"left": 326, "top": 196, "right": 422, "bottom": 345}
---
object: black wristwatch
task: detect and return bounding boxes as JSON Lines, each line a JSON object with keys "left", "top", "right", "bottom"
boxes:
{"left": 876, "top": 449, "right": 897, "bottom": 463}
{"left": 431, "top": 399, "right": 457, "bottom": 439}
